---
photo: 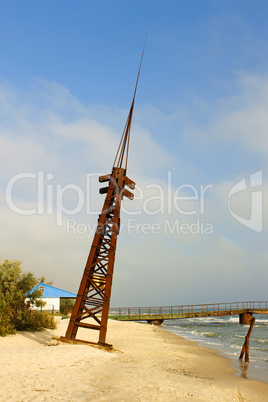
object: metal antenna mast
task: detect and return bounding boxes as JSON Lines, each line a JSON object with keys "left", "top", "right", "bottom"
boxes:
{"left": 61, "top": 38, "right": 146, "bottom": 348}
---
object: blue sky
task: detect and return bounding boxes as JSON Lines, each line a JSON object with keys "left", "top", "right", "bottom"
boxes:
{"left": 2, "top": 1, "right": 268, "bottom": 105}
{"left": 0, "top": 1, "right": 267, "bottom": 307}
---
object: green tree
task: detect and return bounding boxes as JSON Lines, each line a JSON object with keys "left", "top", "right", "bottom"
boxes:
{"left": 0, "top": 259, "right": 56, "bottom": 336}
{"left": 60, "top": 298, "right": 75, "bottom": 315}
{"left": 39, "top": 276, "right": 53, "bottom": 286}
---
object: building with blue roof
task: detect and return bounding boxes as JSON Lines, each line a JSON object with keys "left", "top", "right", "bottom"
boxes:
{"left": 30, "top": 283, "right": 76, "bottom": 312}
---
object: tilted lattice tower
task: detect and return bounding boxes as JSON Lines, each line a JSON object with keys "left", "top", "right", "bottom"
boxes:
{"left": 61, "top": 41, "right": 146, "bottom": 348}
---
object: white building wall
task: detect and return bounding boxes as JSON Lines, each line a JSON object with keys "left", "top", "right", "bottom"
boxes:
{"left": 42, "top": 297, "right": 60, "bottom": 311}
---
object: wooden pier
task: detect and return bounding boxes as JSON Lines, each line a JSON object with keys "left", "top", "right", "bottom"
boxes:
{"left": 109, "top": 301, "right": 268, "bottom": 325}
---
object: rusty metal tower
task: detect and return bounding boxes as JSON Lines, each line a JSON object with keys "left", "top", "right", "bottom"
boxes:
{"left": 61, "top": 42, "right": 146, "bottom": 349}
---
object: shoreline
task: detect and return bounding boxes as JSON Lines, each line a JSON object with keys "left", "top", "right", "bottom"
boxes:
{"left": 160, "top": 322, "right": 268, "bottom": 385}
{"left": 155, "top": 325, "right": 268, "bottom": 394}
{"left": 0, "top": 318, "right": 268, "bottom": 401}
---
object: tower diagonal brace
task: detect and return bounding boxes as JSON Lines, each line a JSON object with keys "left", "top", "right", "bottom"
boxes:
{"left": 63, "top": 167, "right": 134, "bottom": 346}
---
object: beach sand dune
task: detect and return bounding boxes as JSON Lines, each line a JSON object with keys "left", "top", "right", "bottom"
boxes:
{"left": 0, "top": 318, "right": 267, "bottom": 401}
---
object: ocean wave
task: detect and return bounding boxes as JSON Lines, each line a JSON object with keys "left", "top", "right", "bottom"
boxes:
{"left": 181, "top": 317, "right": 226, "bottom": 324}
{"left": 227, "top": 317, "right": 239, "bottom": 323}
{"left": 201, "top": 331, "right": 217, "bottom": 338}
{"left": 252, "top": 339, "right": 268, "bottom": 344}
{"left": 189, "top": 330, "right": 202, "bottom": 336}
{"left": 205, "top": 341, "right": 225, "bottom": 347}
{"left": 255, "top": 319, "right": 268, "bottom": 324}
{"left": 251, "top": 347, "right": 268, "bottom": 352}
{"left": 225, "top": 351, "right": 239, "bottom": 356}
{"left": 163, "top": 324, "right": 181, "bottom": 330}
{"left": 229, "top": 344, "right": 241, "bottom": 349}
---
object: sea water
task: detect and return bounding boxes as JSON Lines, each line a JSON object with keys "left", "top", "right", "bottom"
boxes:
{"left": 163, "top": 314, "right": 268, "bottom": 383}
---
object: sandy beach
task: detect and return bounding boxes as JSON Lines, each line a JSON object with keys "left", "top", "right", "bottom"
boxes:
{"left": 0, "top": 318, "right": 268, "bottom": 401}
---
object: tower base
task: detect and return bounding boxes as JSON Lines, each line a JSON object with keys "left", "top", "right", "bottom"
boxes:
{"left": 50, "top": 336, "right": 114, "bottom": 351}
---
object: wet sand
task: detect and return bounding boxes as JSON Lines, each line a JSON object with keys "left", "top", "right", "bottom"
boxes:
{"left": 0, "top": 318, "right": 267, "bottom": 401}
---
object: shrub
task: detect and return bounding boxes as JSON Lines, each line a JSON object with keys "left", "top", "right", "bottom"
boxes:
{"left": 60, "top": 298, "right": 75, "bottom": 315}
{"left": 0, "top": 259, "right": 56, "bottom": 336}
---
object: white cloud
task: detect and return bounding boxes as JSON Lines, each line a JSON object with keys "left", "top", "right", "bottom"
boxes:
{"left": 0, "top": 77, "right": 267, "bottom": 306}
{"left": 185, "top": 73, "right": 268, "bottom": 158}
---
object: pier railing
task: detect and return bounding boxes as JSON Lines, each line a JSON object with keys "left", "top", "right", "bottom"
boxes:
{"left": 109, "top": 301, "right": 268, "bottom": 321}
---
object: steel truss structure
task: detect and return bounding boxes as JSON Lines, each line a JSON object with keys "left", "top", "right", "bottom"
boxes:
{"left": 61, "top": 40, "right": 146, "bottom": 348}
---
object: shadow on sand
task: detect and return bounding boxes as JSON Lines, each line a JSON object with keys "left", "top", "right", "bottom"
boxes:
{"left": 19, "top": 328, "right": 56, "bottom": 346}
